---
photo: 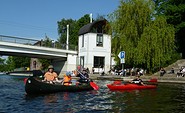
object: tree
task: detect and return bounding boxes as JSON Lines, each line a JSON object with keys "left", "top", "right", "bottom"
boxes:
{"left": 42, "top": 35, "right": 53, "bottom": 47}
{"left": 74, "top": 14, "right": 91, "bottom": 45}
{"left": 39, "top": 36, "right": 53, "bottom": 70}
{"left": 12, "top": 56, "right": 30, "bottom": 69}
{"left": 0, "top": 58, "right": 5, "bottom": 64}
{"left": 109, "top": 0, "right": 176, "bottom": 72}
{"left": 0, "top": 58, "right": 6, "bottom": 72}
{"left": 57, "top": 14, "right": 91, "bottom": 47}
{"left": 136, "top": 16, "right": 175, "bottom": 71}
{"left": 154, "top": 0, "right": 185, "bottom": 58}
{"left": 6, "top": 56, "right": 15, "bottom": 71}
{"left": 4, "top": 56, "right": 30, "bottom": 71}
{"left": 57, "top": 18, "right": 76, "bottom": 46}
{"left": 38, "top": 59, "right": 51, "bottom": 70}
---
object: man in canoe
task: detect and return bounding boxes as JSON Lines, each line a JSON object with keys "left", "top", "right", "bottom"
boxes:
{"left": 77, "top": 69, "right": 90, "bottom": 83}
{"left": 131, "top": 75, "right": 145, "bottom": 85}
{"left": 42, "top": 65, "right": 59, "bottom": 83}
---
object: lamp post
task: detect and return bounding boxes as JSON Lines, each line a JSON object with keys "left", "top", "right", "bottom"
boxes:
{"left": 66, "top": 24, "right": 69, "bottom": 50}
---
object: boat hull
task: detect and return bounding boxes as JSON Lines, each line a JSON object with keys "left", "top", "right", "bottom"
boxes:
{"left": 25, "top": 77, "right": 93, "bottom": 94}
{"left": 107, "top": 84, "right": 157, "bottom": 90}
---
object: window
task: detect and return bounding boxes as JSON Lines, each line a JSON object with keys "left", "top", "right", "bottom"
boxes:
{"left": 96, "top": 34, "right": 103, "bottom": 47}
{"left": 94, "top": 56, "right": 105, "bottom": 68}
{"left": 82, "top": 35, "right": 84, "bottom": 47}
{"left": 80, "top": 56, "right": 84, "bottom": 68}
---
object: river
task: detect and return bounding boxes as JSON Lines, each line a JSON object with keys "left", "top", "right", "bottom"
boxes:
{"left": 0, "top": 74, "right": 185, "bottom": 113}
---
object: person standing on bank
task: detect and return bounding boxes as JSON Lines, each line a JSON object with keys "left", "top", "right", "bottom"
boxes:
{"left": 43, "top": 65, "right": 59, "bottom": 83}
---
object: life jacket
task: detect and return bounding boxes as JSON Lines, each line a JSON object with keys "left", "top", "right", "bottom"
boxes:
{"left": 132, "top": 78, "right": 142, "bottom": 84}
{"left": 63, "top": 74, "right": 72, "bottom": 85}
{"left": 44, "top": 71, "right": 58, "bottom": 81}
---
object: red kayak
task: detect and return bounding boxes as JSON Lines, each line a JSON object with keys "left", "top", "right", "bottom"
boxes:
{"left": 107, "top": 83, "right": 157, "bottom": 90}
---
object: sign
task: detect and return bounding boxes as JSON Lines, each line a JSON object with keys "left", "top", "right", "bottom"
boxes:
{"left": 118, "top": 51, "right": 125, "bottom": 59}
{"left": 120, "top": 58, "right": 125, "bottom": 64}
{"left": 118, "top": 51, "right": 125, "bottom": 64}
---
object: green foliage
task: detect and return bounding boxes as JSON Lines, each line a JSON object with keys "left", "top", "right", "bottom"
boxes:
{"left": 0, "top": 58, "right": 6, "bottom": 72}
{"left": 4, "top": 56, "right": 30, "bottom": 71}
{"left": 154, "top": 0, "right": 185, "bottom": 57}
{"left": 0, "top": 58, "right": 5, "bottom": 64}
{"left": 110, "top": 0, "right": 176, "bottom": 72}
{"left": 57, "top": 18, "right": 76, "bottom": 45}
{"left": 38, "top": 58, "right": 51, "bottom": 70}
{"left": 39, "top": 36, "right": 53, "bottom": 70}
{"left": 12, "top": 56, "right": 30, "bottom": 68}
{"left": 57, "top": 14, "right": 90, "bottom": 46}
{"left": 42, "top": 36, "right": 53, "bottom": 47}
{"left": 136, "top": 16, "right": 175, "bottom": 72}
{"left": 5, "top": 56, "right": 14, "bottom": 71}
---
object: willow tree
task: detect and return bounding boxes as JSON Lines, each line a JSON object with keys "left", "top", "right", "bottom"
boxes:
{"left": 110, "top": 0, "right": 175, "bottom": 72}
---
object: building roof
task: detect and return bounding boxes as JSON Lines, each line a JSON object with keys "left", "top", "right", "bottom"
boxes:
{"left": 78, "top": 19, "right": 109, "bottom": 35}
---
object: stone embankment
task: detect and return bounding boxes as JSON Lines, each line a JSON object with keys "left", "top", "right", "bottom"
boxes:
{"left": 88, "top": 73, "right": 185, "bottom": 84}
{"left": 87, "top": 59, "right": 185, "bottom": 83}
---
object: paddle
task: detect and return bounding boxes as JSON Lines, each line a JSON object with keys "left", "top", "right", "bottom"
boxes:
{"left": 148, "top": 78, "right": 158, "bottom": 83}
{"left": 24, "top": 78, "right": 28, "bottom": 84}
{"left": 24, "top": 70, "right": 44, "bottom": 84}
{"left": 76, "top": 70, "right": 99, "bottom": 90}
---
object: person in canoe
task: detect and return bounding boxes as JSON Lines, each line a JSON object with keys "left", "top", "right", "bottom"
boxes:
{"left": 77, "top": 69, "right": 90, "bottom": 83}
{"left": 42, "top": 65, "right": 59, "bottom": 83}
{"left": 62, "top": 71, "right": 72, "bottom": 85}
{"left": 131, "top": 75, "right": 145, "bottom": 85}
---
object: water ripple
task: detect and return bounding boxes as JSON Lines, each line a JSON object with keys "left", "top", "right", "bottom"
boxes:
{"left": 1, "top": 75, "right": 185, "bottom": 113}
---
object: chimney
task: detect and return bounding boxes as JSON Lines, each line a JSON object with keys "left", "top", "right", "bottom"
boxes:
{"left": 90, "top": 13, "right": 93, "bottom": 23}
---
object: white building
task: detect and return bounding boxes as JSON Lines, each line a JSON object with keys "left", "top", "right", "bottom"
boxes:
{"left": 78, "top": 19, "right": 111, "bottom": 74}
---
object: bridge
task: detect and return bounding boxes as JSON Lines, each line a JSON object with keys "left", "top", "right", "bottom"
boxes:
{"left": 0, "top": 35, "right": 77, "bottom": 59}
{"left": 0, "top": 35, "right": 78, "bottom": 75}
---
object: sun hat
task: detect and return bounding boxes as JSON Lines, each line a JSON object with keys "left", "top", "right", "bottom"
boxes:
{"left": 66, "top": 71, "right": 72, "bottom": 76}
{"left": 48, "top": 65, "right": 54, "bottom": 69}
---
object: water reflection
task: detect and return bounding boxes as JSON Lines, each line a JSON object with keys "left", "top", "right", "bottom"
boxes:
{"left": 104, "top": 82, "right": 185, "bottom": 113}
{"left": 44, "top": 94, "right": 58, "bottom": 103}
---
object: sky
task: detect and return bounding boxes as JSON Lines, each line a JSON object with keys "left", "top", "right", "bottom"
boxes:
{"left": 0, "top": 0, "right": 120, "bottom": 41}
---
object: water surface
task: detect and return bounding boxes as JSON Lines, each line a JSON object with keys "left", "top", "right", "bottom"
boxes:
{"left": 0, "top": 74, "right": 185, "bottom": 113}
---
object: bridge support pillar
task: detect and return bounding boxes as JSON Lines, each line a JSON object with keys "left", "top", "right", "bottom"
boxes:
{"left": 52, "top": 54, "right": 77, "bottom": 77}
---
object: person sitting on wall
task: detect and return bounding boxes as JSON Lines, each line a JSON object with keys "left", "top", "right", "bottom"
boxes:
{"left": 168, "top": 68, "right": 175, "bottom": 74}
{"left": 42, "top": 65, "right": 59, "bottom": 84}
{"left": 177, "top": 67, "right": 185, "bottom": 77}
{"left": 160, "top": 67, "right": 166, "bottom": 77}
{"left": 99, "top": 66, "right": 105, "bottom": 76}
{"left": 92, "top": 67, "right": 95, "bottom": 74}
{"left": 63, "top": 71, "right": 72, "bottom": 85}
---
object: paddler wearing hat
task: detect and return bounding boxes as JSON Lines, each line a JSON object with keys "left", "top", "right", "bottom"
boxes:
{"left": 43, "top": 65, "right": 59, "bottom": 83}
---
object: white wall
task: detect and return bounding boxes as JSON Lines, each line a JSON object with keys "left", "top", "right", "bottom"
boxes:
{"left": 78, "top": 33, "right": 111, "bottom": 73}
{"left": 66, "top": 54, "right": 77, "bottom": 72}
{"left": 52, "top": 54, "right": 77, "bottom": 77}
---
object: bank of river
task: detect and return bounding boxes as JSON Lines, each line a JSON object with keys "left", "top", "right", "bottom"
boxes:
{"left": 88, "top": 74, "right": 185, "bottom": 84}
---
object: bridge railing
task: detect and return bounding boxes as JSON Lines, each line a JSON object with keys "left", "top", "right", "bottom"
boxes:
{"left": 0, "top": 35, "right": 39, "bottom": 45}
{"left": 0, "top": 35, "right": 78, "bottom": 51}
